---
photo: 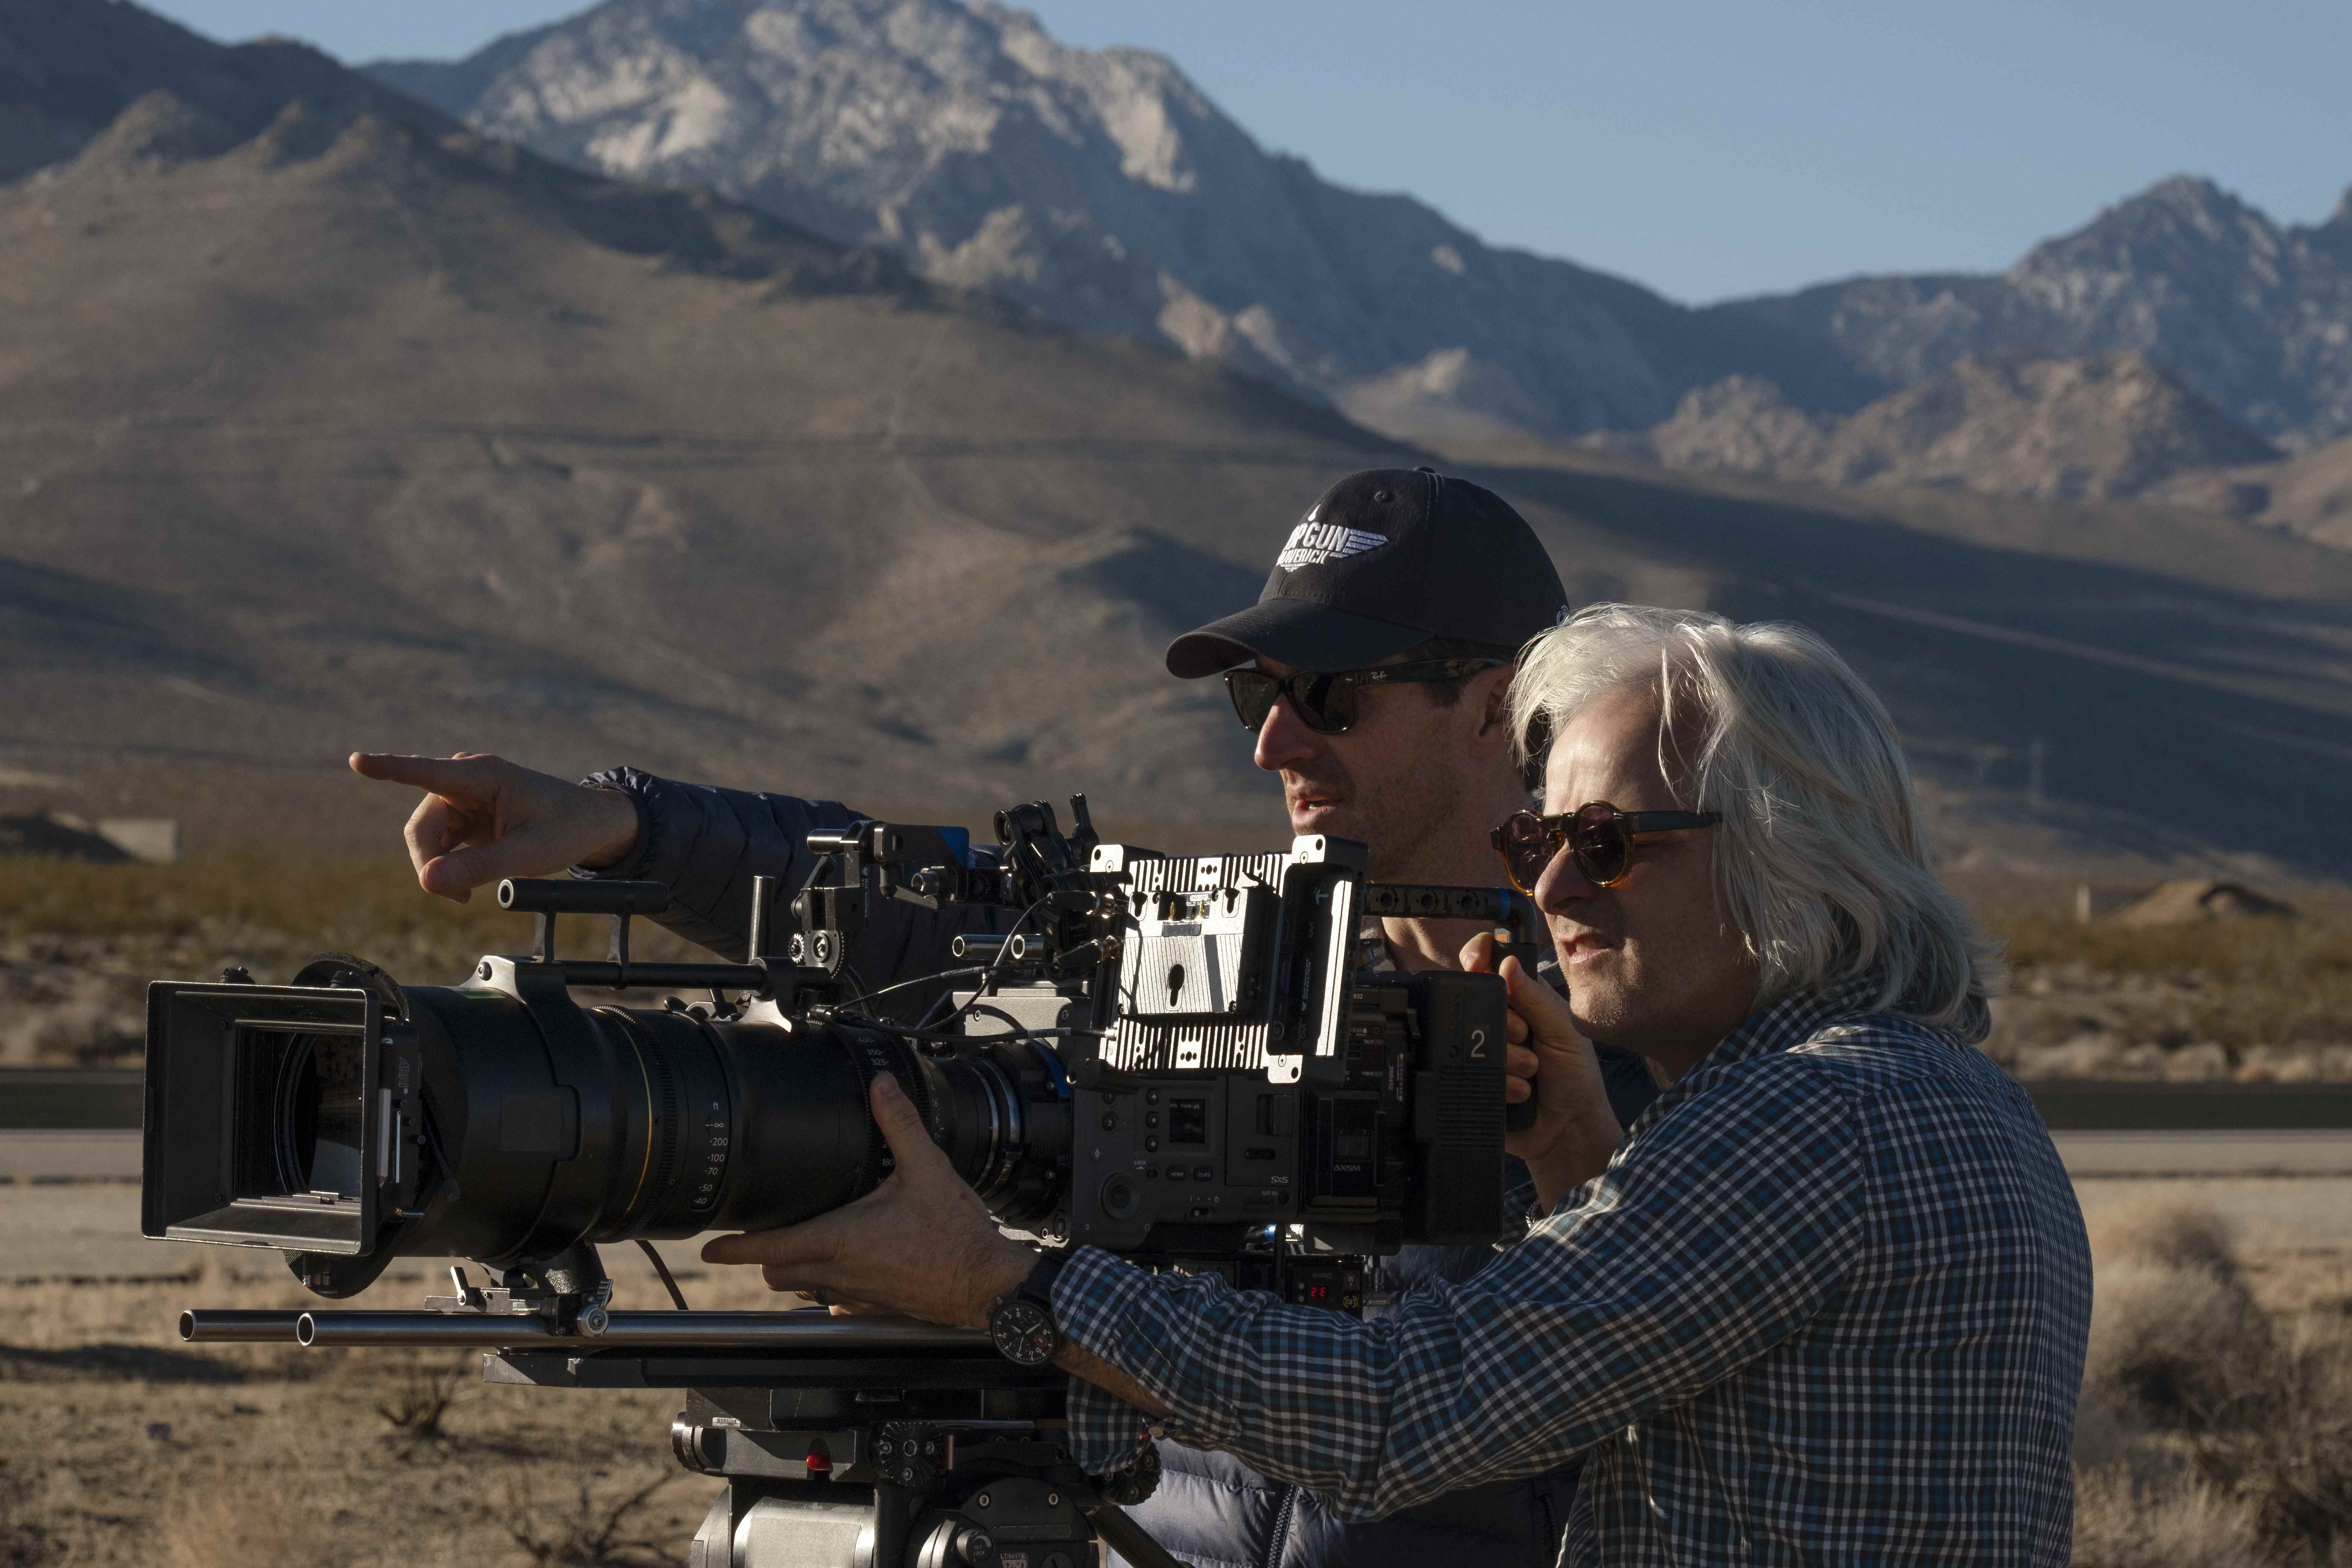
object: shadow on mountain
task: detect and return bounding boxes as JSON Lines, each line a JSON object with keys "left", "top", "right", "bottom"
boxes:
{"left": 1055, "top": 530, "right": 1267, "bottom": 634}
{"left": 1476, "top": 459, "right": 2352, "bottom": 873}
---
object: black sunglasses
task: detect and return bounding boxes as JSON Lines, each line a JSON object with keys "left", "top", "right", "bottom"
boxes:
{"left": 1490, "top": 801, "right": 1723, "bottom": 894}
{"left": 1223, "top": 659, "right": 1507, "bottom": 736}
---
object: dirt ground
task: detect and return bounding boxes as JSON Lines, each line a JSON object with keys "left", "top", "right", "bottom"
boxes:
{"left": 0, "top": 1239, "right": 795, "bottom": 1568}
{"left": 4, "top": 1175, "right": 2350, "bottom": 1566}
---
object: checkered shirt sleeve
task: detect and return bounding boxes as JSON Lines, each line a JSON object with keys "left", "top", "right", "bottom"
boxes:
{"left": 1051, "top": 981, "right": 2092, "bottom": 1565}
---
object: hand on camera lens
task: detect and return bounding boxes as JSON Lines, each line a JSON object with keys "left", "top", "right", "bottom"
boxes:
{"left": 348, "top": 751, "right": 641, "bottom": 902}
{"left": 701, "top": 1076, "right": 1036, "bottom": 1330}
{"left": 1461, "top": 932, "right": 1623, "bottom": 1211}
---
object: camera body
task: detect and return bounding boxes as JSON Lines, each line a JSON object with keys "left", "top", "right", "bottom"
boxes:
{"left": 141, "top": 800, "right": 1532, "bottom": 1308}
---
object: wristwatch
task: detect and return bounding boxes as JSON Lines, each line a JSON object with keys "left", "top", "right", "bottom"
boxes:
{"left": 986, "top": 1249, "right": 1072, "bottom": 1367}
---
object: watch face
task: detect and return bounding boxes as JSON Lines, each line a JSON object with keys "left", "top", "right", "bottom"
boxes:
{"left": 988, "top": 1299, "right": 1057, "bottom": 1366}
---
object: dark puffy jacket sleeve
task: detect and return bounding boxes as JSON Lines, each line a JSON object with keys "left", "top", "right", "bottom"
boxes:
{"left": 577, "top": 767, "right": 1004, "bottom": 1019}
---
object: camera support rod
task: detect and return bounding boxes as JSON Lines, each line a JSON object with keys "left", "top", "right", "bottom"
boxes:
{"left": 180, "top": 1308, "right": 994, "bottom": 1350}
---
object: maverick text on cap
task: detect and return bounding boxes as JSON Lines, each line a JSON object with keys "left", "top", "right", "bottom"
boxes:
{"left": 1165, "top": 467, "right": 1570, "bottom": 678}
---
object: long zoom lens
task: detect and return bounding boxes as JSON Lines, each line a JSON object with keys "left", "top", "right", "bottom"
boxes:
{"left": 401, "top": 984, "right": 1070, "bottom": 1267}
{"left": 142, "top": 962, "right": 1073, "bottom": 1292}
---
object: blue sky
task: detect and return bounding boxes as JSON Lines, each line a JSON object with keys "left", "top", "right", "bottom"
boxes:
{"left": 145, "top": 0, "right": 2350, "bottom": 305}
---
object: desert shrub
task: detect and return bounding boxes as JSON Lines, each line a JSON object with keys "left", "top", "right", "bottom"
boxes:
{"left": 2077, "top": 1200, "right": 2352, "bottom": 1565}
{"left": 378, "top": 1352, "right": 476, "bottom": 1454}
{"left": 2072, "top": 1466, "right": 2268, "bottom": 1568}
{"left": 0, "top": 856, "right": 503, "bottom": 945}
{"left": 157, "top": 1475, "right": 330, "bottom": 1568}
{"left": 1992, "top": 906, "right": 2352, "bottom": 1054}
{"left": 0, "top": 1448, "right": 58, "bottom": 1567}
{"left": 2084, "top": 1256, "right": 2275, "bottom": 1428}
{"left": 2081, "top": 1201, "right": 2274, "bottom": 1432}
{"left": 2088, "top": 1197, "right": 2245, "bottom": 1281}
{"left": 505, "top": 1470, "right": 680, "bottom": 1567}
{"left": 2190, "top": 1322, "right": 2352, "bottom": 1563}
{"left": 0, "top": 858, "right": 706, "bottom": 1061}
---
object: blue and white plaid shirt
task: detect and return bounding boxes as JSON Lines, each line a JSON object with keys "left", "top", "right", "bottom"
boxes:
{"left": 1052, "top": 979, "right": 2093, "bottom": 1565}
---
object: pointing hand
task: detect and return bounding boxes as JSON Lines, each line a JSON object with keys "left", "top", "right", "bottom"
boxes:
{"left": 348, "top": 751, "right": 641, "bottom": 902}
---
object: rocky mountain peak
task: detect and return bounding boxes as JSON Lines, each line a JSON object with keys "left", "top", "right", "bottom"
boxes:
{"left": 368, "top": 0, "right": 1744, "bottom": 440}
{"left": 1601, "top": 349, "right": 2278, "bottom": 504}
{"left": 2012, "top": 175, "right": 2284, "bottom": 287}
{"left": 372, "top": 1, "right": 2352, "bottom": 455}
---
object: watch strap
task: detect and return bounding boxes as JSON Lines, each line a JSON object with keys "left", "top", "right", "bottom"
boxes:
{"left": 1014, "top": 1247, "right": 1073, "bottom": 1317}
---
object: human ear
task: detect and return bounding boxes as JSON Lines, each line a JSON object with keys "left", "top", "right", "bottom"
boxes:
{"left": 1465, "top": 667, "right": 1516, "bottom": 759}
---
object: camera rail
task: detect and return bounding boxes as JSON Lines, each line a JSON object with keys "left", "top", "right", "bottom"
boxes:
{"left": 181, "top": 1307, "right": 994, "bottom": 1350}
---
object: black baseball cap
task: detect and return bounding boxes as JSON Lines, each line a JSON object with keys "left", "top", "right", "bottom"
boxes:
{"left": 1165, "top": 467, "right": 1570, "bottom": 678}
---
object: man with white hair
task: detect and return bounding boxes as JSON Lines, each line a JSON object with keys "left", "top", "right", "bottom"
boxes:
{"left": 715, "top": 603, "right": 2096, "bottom": 1565}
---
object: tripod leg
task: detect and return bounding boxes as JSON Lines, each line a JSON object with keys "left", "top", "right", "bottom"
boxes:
{"left": 1084, "top": 1499, "right": 1188, "bottom": 1568}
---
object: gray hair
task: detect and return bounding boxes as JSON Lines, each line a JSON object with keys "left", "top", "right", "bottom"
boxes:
{"left": 1508, "top": 603, "right": 1998, "bottom": 1033}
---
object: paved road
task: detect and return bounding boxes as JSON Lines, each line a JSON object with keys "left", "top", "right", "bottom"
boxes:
{"left": 0, "top": 1178, "right": 736, "bottom": 1289}
{"left": 9, "top": 1128, "right": 2351, "bottom": 1284}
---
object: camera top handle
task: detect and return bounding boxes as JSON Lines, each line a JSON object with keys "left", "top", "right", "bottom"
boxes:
{"left": 491, "top": 876, "right": 773, "bottom": 995}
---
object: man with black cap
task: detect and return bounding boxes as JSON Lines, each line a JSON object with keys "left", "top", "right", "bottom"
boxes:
{"left": 1166, "top": 466, "right": 1578, "bottom": 971}
{"left": 351, "top": 466, "right": 1652, "bottom": 1568}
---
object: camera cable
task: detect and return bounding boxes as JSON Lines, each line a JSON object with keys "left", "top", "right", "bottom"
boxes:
{"left": 633, "top": 1239, "right": 691, "bottom": 1311}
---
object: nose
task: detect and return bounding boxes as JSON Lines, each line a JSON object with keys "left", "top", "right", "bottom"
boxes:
{"left": 1532, "top": 838, "right": 1597, "bottom": 915}
{"left": 1252, "top": 693, "right": 1321, "bottom": 773}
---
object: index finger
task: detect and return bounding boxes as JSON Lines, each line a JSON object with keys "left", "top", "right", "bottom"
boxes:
{"left": 702, "top": 1220, "right": 838, "bottom": 1271}
{"left": 350, "top": 752, "right": 488, "bottom": 796}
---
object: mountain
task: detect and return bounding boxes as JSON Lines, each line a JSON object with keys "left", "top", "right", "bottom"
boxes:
{"left": 12, "top": 1, "right": 2352, "bottom": 884}
{"left": 374, "top": 8, "right": 2352, "bottom": 457}
{"left": 0, "top": 0, "right": 1407, "bottom": 838}
{"left": 2153, "top": 433, "right": 2352, "bottom": 548}
{"left": 1603, "top": 351, "right": 2280, "bottom": 504}
{"left": 1707, "top": 177, "right": 2352, "bottom": 453}
{"left": 0, "top": 0, "right": 423, "bottom": 180}
{"left": 363, "top": 0, "right": 1854, "bottom": 444}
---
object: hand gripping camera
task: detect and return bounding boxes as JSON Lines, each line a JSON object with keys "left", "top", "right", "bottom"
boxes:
{"left": 144, "top": 798, "right": 1537, "bottom": 1568}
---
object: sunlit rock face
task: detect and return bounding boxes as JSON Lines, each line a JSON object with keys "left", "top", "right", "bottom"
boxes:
{"left": 1704, "top": 178, "right": 2352, "bottom": 454}
{"left": 366, "top": 0, "right": 1705, "bottom": 441}
{"left": 1608, "top": 351, "right": 2284, "bottom": 504}
{"left": 372, "top": 8, "right": 2352, "bottom": 453}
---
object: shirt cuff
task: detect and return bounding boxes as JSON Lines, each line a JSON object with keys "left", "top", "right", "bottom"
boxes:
{"left": 572, "top": 767, "right": 655, "bottom": 881}
{"left": 1050, "top": 1246, "right": 1216, "bottom": 1471}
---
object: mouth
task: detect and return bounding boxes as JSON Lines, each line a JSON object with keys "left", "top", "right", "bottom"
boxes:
{"left": 1286, "top": 789, "right": 1345, "bottom": 827}
{"left": 1555, "top": 928, "right": 1617, "bottom": 963}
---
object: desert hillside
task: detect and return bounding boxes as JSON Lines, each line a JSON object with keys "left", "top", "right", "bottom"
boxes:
{"left": 5, "top": 4, "right": 2352, "bottom": 885}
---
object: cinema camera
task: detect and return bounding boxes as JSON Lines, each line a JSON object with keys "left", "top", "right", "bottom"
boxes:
{"left": 145, "top": 796, "right": 1538, "bottom": 1568}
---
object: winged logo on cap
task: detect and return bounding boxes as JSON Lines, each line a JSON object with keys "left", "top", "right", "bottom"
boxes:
{"left": 1275, "top": 517, "right": 1390, "bottom": 571}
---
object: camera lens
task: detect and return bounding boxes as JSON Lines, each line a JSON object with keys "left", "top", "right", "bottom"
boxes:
{"left": 375, "top": 986, "right": 1070, "bottom": 1269}
{"left": 279, "top": 1031, "right": 367, "bottom": 1198}
{"left": 172, "top": 969, "right": 1072, "bottom": 1284}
